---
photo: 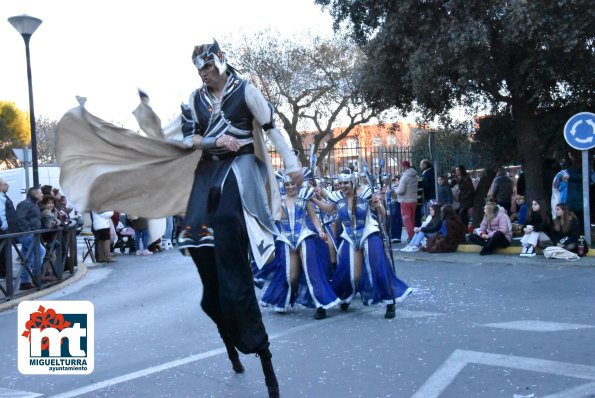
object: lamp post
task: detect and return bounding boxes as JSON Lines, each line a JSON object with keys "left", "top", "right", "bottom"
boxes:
{"left": 8, "top": 14, "right": 42, "bottom": 188}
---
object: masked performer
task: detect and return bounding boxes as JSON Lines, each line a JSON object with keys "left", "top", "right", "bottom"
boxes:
{"left": 312, "top": 168, "right": 411, "bottom": 319}
{"left": 161, "top": 41, "right": 301, "bottom": 398}
{"left": 260, "top": 170, "right": 340, "bottom": 319}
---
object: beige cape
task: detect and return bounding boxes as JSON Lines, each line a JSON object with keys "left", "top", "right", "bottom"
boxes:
{"left": 56, "top": 97, "right": 281, "bottom": 221}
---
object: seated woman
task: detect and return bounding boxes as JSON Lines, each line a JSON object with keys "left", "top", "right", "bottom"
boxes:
{"left": 401, "top": 203, "right": 442, "bottom": 252}
{"left": 520, "top": 199, "right": 553, "bottom": 257}
{"left": 468, "top": 201, "right": 512, "bottom": 255}
{"left": 549, "top": 203, "right": 580, "bottom": 253}
{"left": 425, "top": 204, "right": 467, "bottom": 253}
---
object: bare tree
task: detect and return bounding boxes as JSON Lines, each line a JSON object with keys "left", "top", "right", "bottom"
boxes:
{"left": 229, "top": 31, "right": 386, "bottom": 169}
{"left": 36, "top": 116, "right": 59, "bottom": 165}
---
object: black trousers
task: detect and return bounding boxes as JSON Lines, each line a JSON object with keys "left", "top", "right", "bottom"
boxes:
{"left": 468, "top": 231, "right": 510, "bottom": 254}
{"left": 189, "top": 173, "right": 269, "bottom": 355}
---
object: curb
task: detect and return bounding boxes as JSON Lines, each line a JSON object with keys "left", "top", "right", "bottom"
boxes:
{"left": 0, "top": 262, "right": 89, "bottom": 313}
{"left": 456, "top": 244, "right": 595, "bottom": 256}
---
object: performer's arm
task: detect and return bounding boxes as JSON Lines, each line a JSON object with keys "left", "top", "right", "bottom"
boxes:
{"left": 245, "top": 84, "right": 301, "bottom": 175}
{"left": 311, "top": 196, "right": 335, "bottom": 214}
{"left": 306, "top": 202, "right": 326, "bottom": 240}
{"left": 371, "top": 193, "right": 386, "bottom": 220}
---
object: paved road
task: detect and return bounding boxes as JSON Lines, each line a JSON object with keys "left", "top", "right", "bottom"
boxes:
{"left": 1, "top": 249, "right": 594, "bottom": 398}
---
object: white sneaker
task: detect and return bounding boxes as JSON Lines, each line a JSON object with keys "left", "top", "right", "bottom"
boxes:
{"left": 142, "top": 249, "right": 153, "bottom": 256}
{"left": 409, "top": 245, "right": 420, "bottom": 252}
{"left": 520, "top": 244, "right": 528, "bottom": 256}
{"left": 400, "top": 245, "right": 412, "bottom": 252}
{"left": 524, "top": 245, "right": 536, "bottom": 257}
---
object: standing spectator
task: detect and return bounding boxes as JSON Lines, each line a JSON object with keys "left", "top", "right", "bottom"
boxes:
{"left": 0, "top": 178, "right": 18, "bottom": 279}
{"left": 130, "top": 216, "right": 153, "bottom": 256}
{"left": 436, "top": 175, "right": 453, "bottom": 205}
{"left": 91, "top": 210, "right": 116, "bottom": 263}
{"left": 488, "top": 167, "right": 514, "bottom": 213}
{"left": 566, "top": 151, "right": 584, "bottom": 231}
{"left": 419, "top": 159, "right": 435, "bottom": 218}
{"left": 40, "top": 185, "right": 53, "bottom": 196}
{"left": 455, "top": 164, "right": 475, "bottom": 227}
{"left": 551, "top": 159, "right": 569, "bottom": 219}
{"left": 516, "top": 170, "right": 526, "bottom": 197}
{"left": 396, "top": 160, "right": 418, "bottom": 241}
{"left": 389, "top": 176, "right": 403, "bottom": 243}
{"left": 468, "top": 201, "right": 512, "bottom": 255}
{"left": 16, "top": 187, "right": 46, "bottom": 290}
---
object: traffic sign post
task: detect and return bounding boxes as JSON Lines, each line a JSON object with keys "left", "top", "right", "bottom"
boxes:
{"left": 564, "top": 112, "right": 595, "bottom": 246}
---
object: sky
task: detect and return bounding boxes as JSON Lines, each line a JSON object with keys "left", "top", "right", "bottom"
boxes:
{"left": 1, "top": 0, "right": 334, "bottom": 129}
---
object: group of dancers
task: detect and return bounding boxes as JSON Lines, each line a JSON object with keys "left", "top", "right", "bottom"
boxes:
{"left": 254, "top": 167, "right": 412, "bottom": 320}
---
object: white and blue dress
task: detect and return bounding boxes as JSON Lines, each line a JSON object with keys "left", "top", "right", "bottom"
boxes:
{"left": 260, "top": 188, "right": 340, "bottom": 312}
{"left": 328, "top": 188, "right": 412, "bottom": 305}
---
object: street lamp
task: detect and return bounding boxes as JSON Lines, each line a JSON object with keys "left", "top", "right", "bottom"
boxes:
{"left": 8, "top": 14, "right": 42, "bottom": 188}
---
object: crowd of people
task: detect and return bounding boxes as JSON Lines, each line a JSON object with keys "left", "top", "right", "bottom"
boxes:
{"left": 0, "top": 182, "right": 81, "bottom": 290}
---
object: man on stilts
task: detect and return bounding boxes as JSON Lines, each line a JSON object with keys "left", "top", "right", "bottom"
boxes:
{"left": 177, "top": 41, "right": 303, "bottom": 398}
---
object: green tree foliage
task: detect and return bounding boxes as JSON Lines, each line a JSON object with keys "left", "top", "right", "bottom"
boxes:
{"left": 316, "top": 0, "right": 594, "bottom": 200}
{"left": 0, "top": 101, "right": 30, "bottom": 167}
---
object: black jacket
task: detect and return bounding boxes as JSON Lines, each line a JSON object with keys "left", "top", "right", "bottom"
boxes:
{"left": 16, "top": 198, "right": 41, "bottom": 232}
{"left": 1, "top": 193, "right": 19, "bottom": 233}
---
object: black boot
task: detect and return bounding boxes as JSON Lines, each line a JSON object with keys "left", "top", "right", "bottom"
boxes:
{"left": 224, "top": 339, "right": 244, "bottom": 374}
{"left": 314, "top": 307, "right": 326, "bottom": 320}
{"left": 340, "top": 302, "right": 350, "bottom": 312}
{"left": 258, "top": 349, "right": 279, "bottom": 398}
{"left": 384, "top": 303, "right": 396, "bottom": 319}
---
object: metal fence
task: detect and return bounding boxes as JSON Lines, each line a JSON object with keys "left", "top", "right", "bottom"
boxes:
{"left": 0, "top": 222, "right": 79, "bottom": 302}
{"left": 269, "top": 143, "right": 479, "bottom": 179}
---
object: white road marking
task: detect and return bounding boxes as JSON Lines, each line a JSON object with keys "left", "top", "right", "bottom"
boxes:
{"left": 47, "top": 307, "right": 440, "bottom": 398}
{"left": 482, "top": 320, "right": 594, "bottom": 332}
{"left": 542, "top": 381, "right": 595, "bottom": 398}
{"left": 0, "top": 387, "right": 42, "bottom": 398}
{"left": 412, "top": 349, "right": 595, "bottom": 398}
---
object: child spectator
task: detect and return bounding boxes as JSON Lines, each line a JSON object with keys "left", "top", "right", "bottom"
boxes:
{"left": 39, "top": 195, "right": 61, "bottom": 229}
{"left": 436, "top": 175, "right": 453, "bottom": 205}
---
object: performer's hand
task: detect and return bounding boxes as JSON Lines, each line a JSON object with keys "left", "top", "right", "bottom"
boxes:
{"left": 288, "top": 169, "right": 304, "bottom": 188}
{"left": 192, "top": 135, "right": 202, "bottom": 148}
{"left": 216, "top": 135, "right": 239, "bottom": 152}
{"left": 314, "top": 186, "right": 322, "bottom": 198}
{"left": 371, "top": 193, "right": 381, "bottom": 208}
{"left": 319, "top": 231, "right": 327, "bottom": 241}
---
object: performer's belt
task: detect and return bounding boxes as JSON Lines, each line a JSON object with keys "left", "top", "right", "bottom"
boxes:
{"left": 201, "top": 144, "right": 254, "bottom": 161}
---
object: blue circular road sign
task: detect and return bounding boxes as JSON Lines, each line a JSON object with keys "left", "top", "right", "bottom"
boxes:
{"left": 564, "top": 112, "right": 595, "bottom": 150}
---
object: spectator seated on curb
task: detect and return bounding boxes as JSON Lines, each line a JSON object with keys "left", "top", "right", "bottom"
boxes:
{"left": 401, "top": 203, "right": 441, "bottom": 252}
{"left": 424, "top": 204, "right": 466, "bottom": 253}
{"left": 519, "top": 199, "right": 554, "bottom": 257}
{"left": 549, "top": 203, "right": 582, "bottom": 254}
{"left": 468, "top": 201, "right": 512, "bottom": 255}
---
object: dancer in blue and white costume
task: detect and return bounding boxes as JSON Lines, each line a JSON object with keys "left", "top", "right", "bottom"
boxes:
{"left": 312, "top": 168, "right": 412, "bottom": 319}
{"left": 261, "top": 170, "right": 340, "bottom": 320}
